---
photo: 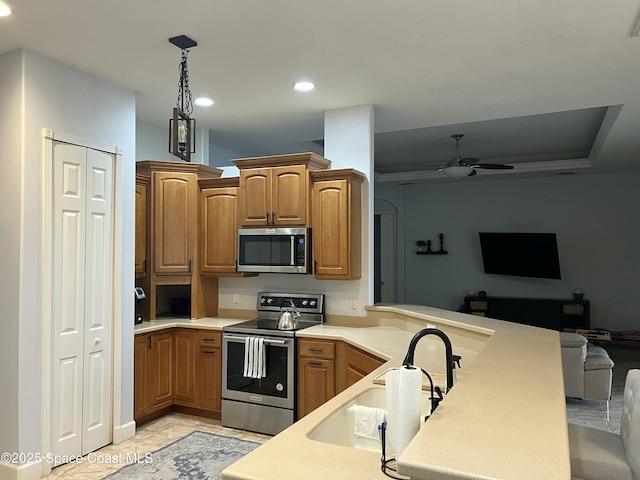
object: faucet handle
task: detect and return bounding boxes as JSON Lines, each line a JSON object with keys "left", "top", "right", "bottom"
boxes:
{"left": 453, "top": 354, "right": 462, "bottom": 369}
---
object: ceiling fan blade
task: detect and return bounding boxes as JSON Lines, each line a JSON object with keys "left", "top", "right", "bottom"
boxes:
{"left": 460, "top": 157, "right": 480, "bottom": 164}
{"left": 473, "top": 163, "right": 514, "bottom": 170}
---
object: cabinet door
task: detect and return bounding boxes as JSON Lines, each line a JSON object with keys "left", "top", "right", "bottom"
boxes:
{"left": 150, "top": 331, "right": 173, "bottom": 408}
{"left": 173, "top": 330, "right": 197, "bottom": 406}
{"left": 135, "top": 178, "right": 148, "bottom": 277}
{"left": 201, "top": 186, "right": 239, "bottom": 274}
{"left": 312, "top": 179, "right": 350, "bottom": 278}
{"left": 153, "top": 172, "right": 195, "bottom": 274}
{"left": 337, "top": 343, "right": 385, "bottom": 393}
{"left": 196, "top": 330, "right": 222, "bottom": 412}
{"left": 239, "top": 168, "right": 271, "bottom": 226}
{"left": 271, "top": 164, "right": 307, "bottom": 225}
{"left": 198, "top": 346, "right": 222, "bottom": 412}
{"left": 297, "top": 358, "right": 335, "bottom": 418}
{"left": 311, "top": 172, "right": 362, "bottom": 280}
{"left": 134, "top": 335, "right": 150, "bottom": 419}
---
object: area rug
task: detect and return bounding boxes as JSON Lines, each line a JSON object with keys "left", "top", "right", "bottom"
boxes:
{"left": 103, "top": 431, "right": 260, "bottom": 480}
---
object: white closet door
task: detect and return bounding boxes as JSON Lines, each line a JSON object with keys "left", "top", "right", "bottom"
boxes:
{"left": 81, "top": 148, "right": 113, "bottom": 454}
{"left": 51, "top": 142, "right": 114, "bottom": 462}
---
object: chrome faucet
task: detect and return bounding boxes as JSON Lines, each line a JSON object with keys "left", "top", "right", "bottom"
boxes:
{"left": 402, "top": 328, "right": 455, "bottom": 392}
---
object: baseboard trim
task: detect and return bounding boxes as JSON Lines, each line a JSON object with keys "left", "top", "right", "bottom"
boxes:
{"left": 0, "top": 459, "right": 43, "bottom": 480}
{"left": 113, "top": 420, "right": 136, "bottom": 445}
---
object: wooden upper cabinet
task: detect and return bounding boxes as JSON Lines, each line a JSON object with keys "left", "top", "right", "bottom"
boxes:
{"left": 238, "top": 164, "right": 307, "bottom": 227}
{"left": 311, "top": 169, "right": 365, "bottom": 280}
{"left": 200, "top": 178, "right": 240, "bottom": 275}
{"left": 135, "top": 175, "right": 149, "bottom": 277}
{"left": 238, "top": 167, "right": 272, "bottom": 226}
{"left": 270, "top": 165, "right": 308, "bottom": 225}
{"left": 233, "top": 153, "right": 331, "bottom": 227}
{"left": 153, "top": 171, "right": 196, "bottom": 275}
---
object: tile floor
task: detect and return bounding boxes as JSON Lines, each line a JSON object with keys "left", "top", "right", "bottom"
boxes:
{"left": 43, "top": 343, "right": 640, "bottom": 480}
{"left": 43, "top": 413, "right": 271, "bottom": 480}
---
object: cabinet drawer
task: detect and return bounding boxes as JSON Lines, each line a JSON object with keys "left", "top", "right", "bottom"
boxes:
{"left": 197, "top": 330, "right": 221, "bottom": 347}
{"left": 299, "top": 339, "right": 335, "bottom": 359}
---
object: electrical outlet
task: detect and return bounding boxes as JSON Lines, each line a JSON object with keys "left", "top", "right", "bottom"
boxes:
{"left": 232, "top": 293, "right": 240, "bottom": 304}
{"left": 349, "top": 297, "right": 357, "bottom": 310}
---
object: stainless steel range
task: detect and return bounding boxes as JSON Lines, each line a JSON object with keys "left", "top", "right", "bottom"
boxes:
{"left": 222, "top": 292, "right": 325, "bottom": 435}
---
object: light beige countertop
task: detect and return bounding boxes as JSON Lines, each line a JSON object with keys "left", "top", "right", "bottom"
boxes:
{"left": 222, "top": 304, "right": 570, "bottom": 480}
{"left": 134, "top": 316, "right": 243, "bottom": 334}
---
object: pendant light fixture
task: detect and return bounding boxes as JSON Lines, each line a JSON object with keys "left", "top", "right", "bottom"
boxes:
{"left": 169, "top": 35, "right": 197, "bottom": 162}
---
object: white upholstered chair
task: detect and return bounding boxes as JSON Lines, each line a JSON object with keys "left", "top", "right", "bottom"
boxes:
{"left": 569, "top": 369, "right": 640, "bottom": 480}
{"left": 560, "top": 332, "right": 614, "bottom": 420}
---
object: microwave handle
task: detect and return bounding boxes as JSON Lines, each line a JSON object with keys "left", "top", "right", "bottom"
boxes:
{"left": 290, "top": 235, "right": 295, "bottom": 265}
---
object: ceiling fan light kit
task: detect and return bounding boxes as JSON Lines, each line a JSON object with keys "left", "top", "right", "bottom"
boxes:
{"left": 442, "top": 165, "right": 474, "bottom": 178}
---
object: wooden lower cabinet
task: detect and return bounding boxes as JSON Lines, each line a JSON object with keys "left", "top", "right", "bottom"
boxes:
{"left": 134, "top": 328, "right": 222, "bottom": 422}
{"left": 197, "top": 330, "right": 222, "bottom": 413}
{"left": 297, "top": 338, "right": 386, "bottom": 419}
{"left": 336, "top": 342, "right": 386, "bottom": 393}
{"left": 173, "top": 329, "right": 197, "bottom": 407}
{"left": 134, "top": 331, "right": 174, "bottom": 420}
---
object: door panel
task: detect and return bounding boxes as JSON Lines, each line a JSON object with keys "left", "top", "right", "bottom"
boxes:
{"left": 154, "top": 172, "right": 192, "bottom": 273}
{"left": 82, "top": 148, "right": 113, "bottom": 454}
{"left": 51, "top": 142, "right": 114, "bottom": 463}
{"left": 271, "top": 165, "right": 306, "bottom": 225}
{"left": 52, "top": 144, "right": 86, "bottom": 461}
{"left": 239, "top": 168, "right": 271, "bottom": 226}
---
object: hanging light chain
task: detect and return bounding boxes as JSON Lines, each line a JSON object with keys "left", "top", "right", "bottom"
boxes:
{"left": 176, "top": 48, "right": 193, "bottom": 117}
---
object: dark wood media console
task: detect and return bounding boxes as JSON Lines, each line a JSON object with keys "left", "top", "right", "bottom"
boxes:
{"left": 464, "top": 295, "right": 590, "bottom": 331}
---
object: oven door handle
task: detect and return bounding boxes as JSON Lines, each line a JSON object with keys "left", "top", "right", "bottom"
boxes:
{"left": 224, "top": 335, "right": 288, "bottom": 345}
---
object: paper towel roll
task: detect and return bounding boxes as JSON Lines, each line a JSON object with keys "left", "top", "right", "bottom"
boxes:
{"left": 396, "top": 366, "right": 422, "bottom": 455}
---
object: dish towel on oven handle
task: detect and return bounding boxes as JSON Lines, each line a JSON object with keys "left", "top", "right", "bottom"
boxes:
{"left": 243, "top": 336, "right": 266, "bottom": 379}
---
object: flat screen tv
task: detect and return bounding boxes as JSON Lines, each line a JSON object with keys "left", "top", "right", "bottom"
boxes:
{"left": 478, "top": 232, "right": 561, "bottom": 280}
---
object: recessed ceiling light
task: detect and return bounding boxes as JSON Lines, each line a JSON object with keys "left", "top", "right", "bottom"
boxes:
{"left": 194, "top": 97, "right": 214, "bottom": 107}
{"left": 294, "top": 81, "right": 315, "bottom": 93}
{"left": 0, "top": 1, "right": 12, "bottom": 16}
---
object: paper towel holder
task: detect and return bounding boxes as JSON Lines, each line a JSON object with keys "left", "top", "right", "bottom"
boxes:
{"left": 380, "top": 367, "right": 442, "bottom": 480}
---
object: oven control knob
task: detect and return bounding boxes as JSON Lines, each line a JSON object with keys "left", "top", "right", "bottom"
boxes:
{"left": 260, "top": 297, "right": 266, "bottom": 304}
{"left": 310, "top": 300, "right": 317, "bottom": 307}
{"left": 301, "top": 299, "right": 308, "bottom": 306}
{"left": 266, "top": 297, "right": 273, "bottom": 304}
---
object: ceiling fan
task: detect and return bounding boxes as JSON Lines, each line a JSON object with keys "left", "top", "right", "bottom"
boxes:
{"left": 422, "top": 134, "right": 515, "bottom": 178}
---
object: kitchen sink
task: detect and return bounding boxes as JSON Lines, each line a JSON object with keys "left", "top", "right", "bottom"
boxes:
{"left": 306, "top": 386, "right": 432, "bottom": 452}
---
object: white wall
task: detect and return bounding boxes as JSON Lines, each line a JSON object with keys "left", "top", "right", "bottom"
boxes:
{"left": 136, "top": 118, "right": 173, "bottom": 161}
{"left": 0, "top": 48, "right": 23, "bottom": 457}
{"left": 375, "top": 171, "right": 640, "bottom": 330}
{"left": 0, "top": 49, "right": 136, "bottom": 470}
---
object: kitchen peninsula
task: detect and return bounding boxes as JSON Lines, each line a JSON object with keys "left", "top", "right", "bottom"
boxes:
{"left": 222, "top": 304, "right": 570, "bottom": 480}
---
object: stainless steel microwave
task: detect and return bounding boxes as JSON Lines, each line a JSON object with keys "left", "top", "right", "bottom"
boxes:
{"left": 237, "top": 227, "right": 311, "bottom": 274}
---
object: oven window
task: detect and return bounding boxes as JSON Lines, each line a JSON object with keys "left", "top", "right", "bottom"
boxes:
{"left": 238, "top": 235, "right": 293, "bottom": 266}
{"left": 226, "top": 340, "right": 289, "bottom": 398}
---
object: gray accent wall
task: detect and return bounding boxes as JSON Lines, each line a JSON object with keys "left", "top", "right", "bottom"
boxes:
{"left": 375, "top": 172, "right": 640, "bottom": 331}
